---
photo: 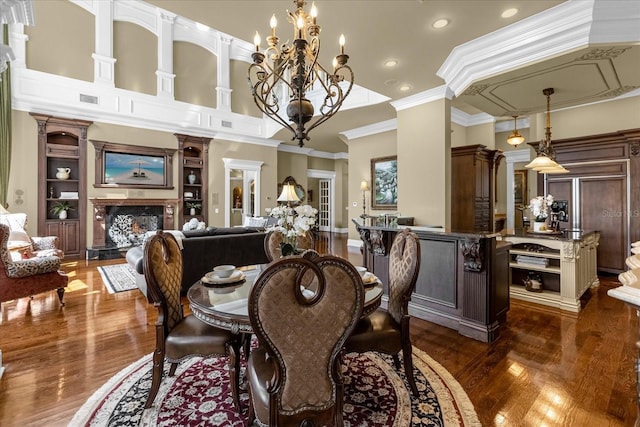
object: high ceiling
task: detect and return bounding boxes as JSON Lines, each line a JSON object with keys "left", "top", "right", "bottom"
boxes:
{"left": 146, "top": 0, "right": 640, "bottom": 153}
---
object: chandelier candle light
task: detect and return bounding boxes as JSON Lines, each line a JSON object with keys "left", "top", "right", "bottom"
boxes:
{"left": 248, "top": 0, "right": 354, "bottom": 147}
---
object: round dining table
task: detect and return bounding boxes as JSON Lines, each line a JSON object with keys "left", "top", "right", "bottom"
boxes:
{"left": 187, "top": 264, "right": 384, "bottom": 334}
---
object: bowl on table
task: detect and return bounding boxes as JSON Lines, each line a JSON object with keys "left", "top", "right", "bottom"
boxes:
{"left": 214, "top": 264, "right": 236, "bottom": 278}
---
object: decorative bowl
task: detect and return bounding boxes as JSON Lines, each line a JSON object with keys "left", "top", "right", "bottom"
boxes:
{"left": 214, "top": 265, "right": 236, "bottom": 278}
{"left": 355, "top": 266, "right": 367, "bottom": 277}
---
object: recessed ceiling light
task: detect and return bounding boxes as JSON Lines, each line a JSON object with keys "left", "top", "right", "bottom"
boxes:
{"left": 432, "top": 18, "right": 449, "bottom": 29}
{"left": 384, "top": 79, "right": 398, "bottom": 86}
{"left": 399, "top": 84, "right": 412, "bottom": 92}
{"left": 384, "top": 59, "right": 398, "bottom": 68}
{"left": 501, "top": 8, "right": 518, "bottom": 18}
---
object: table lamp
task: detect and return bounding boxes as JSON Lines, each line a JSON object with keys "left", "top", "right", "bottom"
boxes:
{"left": 277, "top": 183, "right": 300, "bottom": 207}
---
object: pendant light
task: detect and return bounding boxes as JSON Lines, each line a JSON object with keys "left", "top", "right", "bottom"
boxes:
{"left": 524, "top": 88, "right": 569, "bottom": 174}
{"left": 506, "top": 116, "right": 525, "bottom": 146}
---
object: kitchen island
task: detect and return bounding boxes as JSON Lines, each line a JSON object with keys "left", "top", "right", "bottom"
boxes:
{"left": 353, "top": 219, "right": 511, "bottom": 343}
{"left": 504, "top": 230, "right": 600, "bottom": 312}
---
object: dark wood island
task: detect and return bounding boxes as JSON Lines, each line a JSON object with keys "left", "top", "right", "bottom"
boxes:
{"left": 353, "top": 219, "right": 511, "bottom": 343}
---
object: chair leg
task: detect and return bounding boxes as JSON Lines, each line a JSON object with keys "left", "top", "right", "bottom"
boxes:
{"left": 402, "top": 344, "right": 419, "bottom": 397}
{"left": 228, "top": 341, "right": 241, "bottom": 411}
{"left": 168, "top": 362, "right": 178, "bottom": 376}
{"left": 56, "top": 288, "right": 65, "bottom": 306}
{"left": 144, "top": 348, "right": 165, "bottom": 409}
{"left": 392, "top": 354, "right": 401, "bottom": 370}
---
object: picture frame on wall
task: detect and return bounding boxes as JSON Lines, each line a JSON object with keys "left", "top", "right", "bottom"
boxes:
{"left": 371, "top": 156, "right": 398, "bottom": 210}
{"left": 514, "top": 169, "right": 528, "bottom": 207}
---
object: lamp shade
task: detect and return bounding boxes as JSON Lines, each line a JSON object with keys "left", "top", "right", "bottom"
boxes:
{"left": 360, "top": 180, "right": 370, "bottom": 191}
{"left": 277, "top": 183, "right": 300, "bottom": 202}
{"left": 507, "top": 131, "right": 525, "bottom": 146}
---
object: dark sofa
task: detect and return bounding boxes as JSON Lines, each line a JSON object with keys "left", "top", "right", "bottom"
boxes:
{"left": 126, "top": 226, "right": 270, "bottom": 296}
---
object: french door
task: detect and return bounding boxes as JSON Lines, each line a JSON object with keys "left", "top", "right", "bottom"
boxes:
{"left": 318, "top": 179, "right": 330, "bottom": 232}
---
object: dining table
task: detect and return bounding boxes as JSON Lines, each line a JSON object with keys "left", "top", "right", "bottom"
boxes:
{"left": 187, "top": 264, "right": 384, "bottom": 334}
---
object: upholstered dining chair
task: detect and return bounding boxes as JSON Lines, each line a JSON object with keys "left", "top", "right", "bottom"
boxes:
{"left": 344, "top": 228, "right": 421, "bottom": 396}
{"left": 263, "top": 229, "right": 314, "bottom": 261}
{"left": 142, "top": 231, "right": 242, "bottom": 410}
{"left": 246, "top": 255, "right": 364, "bottom": 426}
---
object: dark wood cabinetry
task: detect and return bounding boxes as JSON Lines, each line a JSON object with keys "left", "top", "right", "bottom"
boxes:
{"left": 32, "top": 114, "right": 92, "bottom": 258}
{"left": 541, "top": 128, "right": 640, "bottom": 273}
{"left": 451, "top": 145, "right": 503, "bottom": 233}
{"left": 175, "top": 134, "right": 210, "bottom": 227}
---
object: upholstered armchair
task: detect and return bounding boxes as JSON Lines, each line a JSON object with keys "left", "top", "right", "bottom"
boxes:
{"left": 0, "top": 224, "right": 67, "bottom": 308}
{"left": 142, "top": 231, "right": 242, "bottom": 410}
{"left": 246, "top": 255, "right": 364, "bottom": 426}
{"left": 344, "top": 228, "right": 421, "bottom": 396}
{"left": 263, "top": 230, "right": 314, "bottom": 261}
{"left": 0, "top": 213, "right": 64, "bottom": 259}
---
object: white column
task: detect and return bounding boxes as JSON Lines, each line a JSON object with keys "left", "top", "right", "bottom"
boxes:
{"left": 504, "top": 150, "right": 531, "bottom": 232}
{"left": 156, "top": 10, "right": 176, "bottom": 98}
{"left": 216, "top": 34, "right": 233, "bottom": 111}
{"left": 8, "top": 23, "right": 27, "bottom": 69}
{"left": 92, "top": 0, "right": 115, "bottom": 86}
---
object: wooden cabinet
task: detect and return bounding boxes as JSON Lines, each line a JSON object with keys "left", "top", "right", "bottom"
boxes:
{"left": 451, "top": 145, "right": 503, "bottom": 233}
{"left": 32, "top": 114, "right": 92, "bottom": 258}
{"left": 175, "top": 134, "right": 210, "bottom": 227}
{"left": 541, "top": 129, "right": 640, "bottom": 273}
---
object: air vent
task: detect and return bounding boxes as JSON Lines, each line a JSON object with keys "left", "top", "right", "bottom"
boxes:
{"left": 79, "top": 94, "right": 99, "bottom": 104}
{"left": 221, "top": 120, "right": 232, "bottom": 128}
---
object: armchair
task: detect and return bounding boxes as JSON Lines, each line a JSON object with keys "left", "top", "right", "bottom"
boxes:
{"left": 247, "top": 255, "right": 364, "bottom": 426}
{"left": 0, "top": 213, "right": 64, "bottom": 259}
{"left": 0, "top": 224, "right": 67, "bottom": 308}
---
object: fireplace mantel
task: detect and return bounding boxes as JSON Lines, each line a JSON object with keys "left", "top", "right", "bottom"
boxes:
{"left": 89, "top": 198, "right": 179, "bottom": 247}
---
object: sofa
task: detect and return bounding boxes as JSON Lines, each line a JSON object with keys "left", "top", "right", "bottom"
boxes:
{"left": 126, "top": 226, "right": 270, "bottom": 296}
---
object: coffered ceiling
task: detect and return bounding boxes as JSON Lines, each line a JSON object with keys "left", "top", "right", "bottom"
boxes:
{"left": 146, "top": 0, "right": 640, "bottom": 153}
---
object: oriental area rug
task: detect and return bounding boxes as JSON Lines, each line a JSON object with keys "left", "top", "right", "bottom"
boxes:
{"left": 71, "top": 347, "right": 480, "bottom": 427}
{"left": 97, "top": 263, "right": 138, "bottom": 294}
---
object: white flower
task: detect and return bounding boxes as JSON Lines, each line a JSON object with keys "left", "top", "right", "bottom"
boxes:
{"left": 266, "top": 203, "right": 318, "bottom": 243}
{"left": 528, "top": 194, "right": 554, "bottom": 222}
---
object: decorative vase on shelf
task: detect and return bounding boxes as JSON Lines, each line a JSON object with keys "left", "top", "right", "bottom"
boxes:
{"left": 59, "top": 210, "right": 68, "bottom": 220}
{"left": 190, "top": 208, "right": 196, "bottom": 216}
{"left": 188, "top": 171, "right": 196, "bottom": 184}
{"left": 56, "top": 167, "right": 71, "bottom": 180}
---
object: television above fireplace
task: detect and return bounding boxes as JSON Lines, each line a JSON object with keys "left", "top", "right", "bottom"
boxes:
{"left": 91, "top": 140, "right": 176, "bottom": 189}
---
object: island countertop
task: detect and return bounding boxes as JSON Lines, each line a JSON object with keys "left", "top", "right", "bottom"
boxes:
{"left": 505, "top": 229, "right": 599, "bottom": 242}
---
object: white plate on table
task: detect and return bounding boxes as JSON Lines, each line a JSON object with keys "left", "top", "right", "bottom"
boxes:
{"left": 362, "top": 272, "right": 380, "bottom": 288}
{"left": 202, "top": 270, "right": 246, "bottom": 286}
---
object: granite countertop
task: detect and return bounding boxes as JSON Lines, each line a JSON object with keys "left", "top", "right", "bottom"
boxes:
{"left": 506, "top": 229, "right": 598, "bottom": 242}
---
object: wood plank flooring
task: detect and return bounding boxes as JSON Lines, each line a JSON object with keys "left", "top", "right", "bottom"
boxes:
{"left": 0, "top": 232, "right": 637, "bottom": 426}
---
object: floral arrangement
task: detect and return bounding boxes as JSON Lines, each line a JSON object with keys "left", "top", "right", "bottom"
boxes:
{"left": 528, "top": 194, "right": 554, "bottom": 222}
{"left": 266, "top": 204, "right": 318, "bottom": 245}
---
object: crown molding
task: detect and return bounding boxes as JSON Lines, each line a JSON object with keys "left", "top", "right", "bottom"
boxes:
{"left": 390, "top": 85, "right": 454, "bottom": 112}
{"left": 450, "top": 108, "right": 495, "bottom": 127}
{"left": 495, "top": 117, "right": 530, "bottom": 133}
{"left": 277, "top": 143, "right": 348, "bottom": 160}
{"left": 339, "top": 119, "right": 397, "bottom": 141}
{"left": 436, "top": 0, "right": 640, "bottom": 97}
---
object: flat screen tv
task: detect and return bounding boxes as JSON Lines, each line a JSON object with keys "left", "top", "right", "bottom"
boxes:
{"left": 104, "top": 152, "right": 165, "bottom": 186}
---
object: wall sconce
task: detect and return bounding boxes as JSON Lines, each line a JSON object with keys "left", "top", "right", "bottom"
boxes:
{"left": 360, "top": 180, "right": 370, "bottom": 219}
{"left": 507, "top": 116, "right": 525, "bottom": 147}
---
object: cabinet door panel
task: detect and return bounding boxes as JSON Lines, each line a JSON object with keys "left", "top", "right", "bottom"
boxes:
{"left": 580, "top": 177, "right": 627, "bottom": 272}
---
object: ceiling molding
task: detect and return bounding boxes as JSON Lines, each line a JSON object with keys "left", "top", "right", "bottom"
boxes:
{"left": 339, "top": 119, "right": 397, "bottom": 141}
{"left": 437, "top": 0, "right": 640, "bottom": 97}
{"left": 277, "top": 143, "right": 348, "bottom": 160}
{"left": 495, "top": 117, "right": 530, "bottom": 133}
{"left": 450, "top": 108, "right": 495, "bottom": 127}
{"left": 390, "top": 85, "right": 454, "bottom": 112}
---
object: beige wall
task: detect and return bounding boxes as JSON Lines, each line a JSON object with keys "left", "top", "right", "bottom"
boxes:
{"left": 466, "top": 122, "right": 496, "bottom": 149}
{"left": 174, "top": 41, "right": 217, "bottom": 109}
{"left": 347, "top": 130, "right": 397, "bottom": 239}
{"left": 397, "top": 98, "right": 451, "bottom": 229}
{"left": 25, "top": 0, "right": 94, "bottom": 82}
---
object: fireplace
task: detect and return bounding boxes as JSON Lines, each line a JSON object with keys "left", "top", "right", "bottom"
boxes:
{"left": 89, "top": 198, "right": 178, "bottom": 250}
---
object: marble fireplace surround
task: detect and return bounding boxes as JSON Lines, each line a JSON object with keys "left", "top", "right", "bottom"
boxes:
{"left": 89, "top": 198, "right": 179, "bottom": 248}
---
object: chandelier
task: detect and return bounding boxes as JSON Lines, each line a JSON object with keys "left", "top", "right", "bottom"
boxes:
{"left": 524, "top": 88, "right": 569, "bottom": 174}
{"left": 248, "top": 0, "right": 354, "bottom": 147}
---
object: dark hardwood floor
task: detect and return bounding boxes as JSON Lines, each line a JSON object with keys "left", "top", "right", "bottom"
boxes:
{"left": 0, "top": 232, "right": 636, "bottom": 426}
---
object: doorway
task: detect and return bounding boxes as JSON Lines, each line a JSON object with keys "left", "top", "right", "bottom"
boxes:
{"left": 223, "top": 158, "right": 263, "bottom": 227}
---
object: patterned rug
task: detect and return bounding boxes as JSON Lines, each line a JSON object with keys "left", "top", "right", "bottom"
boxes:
{"left": 97, "top": 264, "right": 138, "bottom": 294}
{"left": 71, "top": 348, "right": 480, "bottom": 426}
